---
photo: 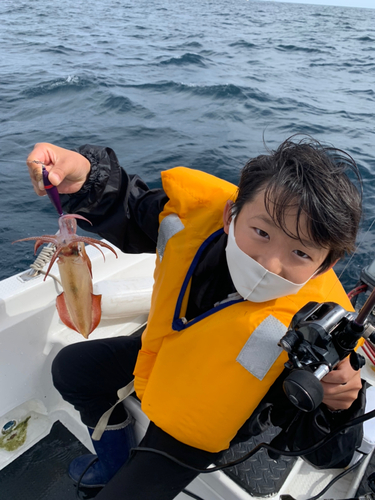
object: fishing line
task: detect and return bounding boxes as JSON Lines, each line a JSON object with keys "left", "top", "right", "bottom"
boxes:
{"left": 131, "top": 407, "right": 375, "bottom": 474}
{"left": 279, "top": 456, "right": 367, "bottom": 500}
{"left": 75, "top": 456, "right": 99, "bottom": 500}
{"left": 0, "top": 159, "right": 26, "bottom": 162}
{"left": 299, "top": 455, "right": 365, "bottom": 500}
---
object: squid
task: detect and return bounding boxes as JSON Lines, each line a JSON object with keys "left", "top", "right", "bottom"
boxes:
{"left": 15, "top": 214, "right": 118, "bottom": 338}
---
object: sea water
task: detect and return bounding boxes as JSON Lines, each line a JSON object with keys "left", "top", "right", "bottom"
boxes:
{"left": 1, "top": 0, "right": 375, "bottom": 288}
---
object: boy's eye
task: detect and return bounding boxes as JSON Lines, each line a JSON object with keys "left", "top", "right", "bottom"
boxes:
{"left": 294, "top": 249, "right": 311, "bottom": 259}
{"left": 255, "top": 228, "right": 269, "bottom": 239}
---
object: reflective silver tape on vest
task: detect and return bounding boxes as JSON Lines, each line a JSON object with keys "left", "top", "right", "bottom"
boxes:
{"left": 236, "top": 315, "right": 287, "bottom": 381}
{"left": 157, "top": 214, "right": 185, "bottom": 261}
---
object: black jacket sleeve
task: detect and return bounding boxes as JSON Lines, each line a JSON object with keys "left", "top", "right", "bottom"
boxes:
{"left": 59, "top": 145, "right": 169, "bottom": 254}
{"left": 234, "top": 368, "right": 365, "bottom": 469}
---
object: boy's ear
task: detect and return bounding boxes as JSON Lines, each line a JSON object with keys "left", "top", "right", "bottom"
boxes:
{"left": 223, "top": 200, "right": 233, "bottom": 234}
{"left": 311, "top": 259, "right": 339, "bottom": 279}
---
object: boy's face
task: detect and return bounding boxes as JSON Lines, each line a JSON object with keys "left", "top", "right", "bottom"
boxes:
{"left": 223, "top": 190, "right": 331, "bottom": 284}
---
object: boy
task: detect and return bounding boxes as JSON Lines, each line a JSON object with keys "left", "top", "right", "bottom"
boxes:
{"left": 27, "top": 137, "right": 364, "bottom": 499}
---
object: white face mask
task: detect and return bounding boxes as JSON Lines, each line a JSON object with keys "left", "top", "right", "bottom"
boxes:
{"left": 225, "top": 218, "right": 314, "bottom": 302}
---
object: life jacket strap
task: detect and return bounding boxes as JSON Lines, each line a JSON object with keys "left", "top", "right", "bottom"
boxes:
{"left": 92, "top": 379, "right": 135, "bottom": 441}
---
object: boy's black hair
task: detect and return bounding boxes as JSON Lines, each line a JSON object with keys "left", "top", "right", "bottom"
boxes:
{"left": 232, "top": 136, "right": 362, "bottom": 273}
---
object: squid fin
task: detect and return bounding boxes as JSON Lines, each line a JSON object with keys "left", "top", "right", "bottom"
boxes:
{"left": 90, "top": 294, "right": 102, "bottom": 334}
{"left": 56, "top": 292, "right": 79, "bottom": 334}
{"left": 56, "top": 292, "right": 102, "bottom": 339}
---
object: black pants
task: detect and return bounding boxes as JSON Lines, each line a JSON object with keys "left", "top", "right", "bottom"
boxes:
{"left": 52, "top": 333, "right": 221, "bottom": 499}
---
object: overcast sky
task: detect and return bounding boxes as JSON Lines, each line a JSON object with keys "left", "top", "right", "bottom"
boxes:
{"left": 268, "top": 0, "right": 373, "bottom": 8}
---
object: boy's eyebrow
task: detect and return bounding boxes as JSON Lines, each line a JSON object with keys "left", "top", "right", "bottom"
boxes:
{"left": 251, "top": 214, "right": 322, "bottom": 250}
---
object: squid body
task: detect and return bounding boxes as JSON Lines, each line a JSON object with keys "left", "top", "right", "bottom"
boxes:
{"left": 15, "top": 214, "right": 117, "bottom": 338}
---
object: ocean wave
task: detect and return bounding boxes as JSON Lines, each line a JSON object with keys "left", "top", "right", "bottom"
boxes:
{"left": 40, "top": 45, "right": 78, "bottom": 55}
{"left": 276, "top": 44, "right": 325, "bottom": 54}
{"left": 123, "top": 81, "right": 253, "bottom": 101}
{"left": 180, "top": 41, "right": 203, "bottom": 49}
{"left": 22, "top": 76, "right": 92, "bottom": 97}
{"left": 229, "top": 40, "right": 257, "bottom": 49}
{"left": 202, "top": 110, "right": 245, "bottom": 122}
{"left": 277, "top": 123, "right": 327, "bottom": 136}
{"left": 344, "top": 89, "right": 375, "bottom": 98}
{"left": 101, "top": 95, "right": 155, "bottom": 117}
{"left": 192, "top": 83, "right": 252, "bottom": 100}
{"left": 357, "top": 36, "right": 375, "bottom": 42}
{"left": 125, "top": 125, "right": 186, "bottom": 140}
{"left": 1, "top": 3, "right": 31, "bottom": 15}
{"left": 311, "top": 12, "right": 331, "bottom": 18}
{"left": 158, "top": 53, "right": 206, "bottom": 67}
{"left": 309, "top": 61, "right": 338, "bottom": 67}
{"left": 310, "top": 60, "right": 375, "bottom": 71}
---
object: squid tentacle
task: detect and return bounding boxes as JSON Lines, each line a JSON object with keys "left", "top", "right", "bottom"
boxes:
{"left": 33, "top": 239, "right": 57, "bottom": 254}
{"left": 71, "top": 235, "right": 117, "bottom": 254}
{"left": 65, "top": 235, "right": 117, "bottom": 261}
{"left": 14, "top": 235, "right": 57, "bottom": 244}
{"left": 60, "top": 213, "right": 92, "bottom": 225}
{"left": 13, "top": 236, "right": 59, "bottom": 255}
{"left": 44, "top": 245, "right": 65, "bottom": 280}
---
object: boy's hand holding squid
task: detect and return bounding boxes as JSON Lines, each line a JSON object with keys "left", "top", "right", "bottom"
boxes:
{"left": 322, "top": 356, "right": 362, "bottom": 411}
{"left": 26, "top": 143, "right": 91, "bottom": 196}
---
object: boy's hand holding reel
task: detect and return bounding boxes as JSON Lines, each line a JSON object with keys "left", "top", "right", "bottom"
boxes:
{"left": 279, "top": 274, "right": 375, "bottom": 412}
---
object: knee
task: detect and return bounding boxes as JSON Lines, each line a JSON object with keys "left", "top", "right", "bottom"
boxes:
{"left": 52, "top": 343, "right": 86, "bottom": 397}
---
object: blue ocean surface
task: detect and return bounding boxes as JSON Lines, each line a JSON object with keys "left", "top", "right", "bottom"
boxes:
{"left": 1, "top": 0, "right": 375, "bottom": 289}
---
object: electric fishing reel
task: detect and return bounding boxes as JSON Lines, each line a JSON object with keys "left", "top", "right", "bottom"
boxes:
{"left": 278, "top": 301, "right": 368, "bottom": 412}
